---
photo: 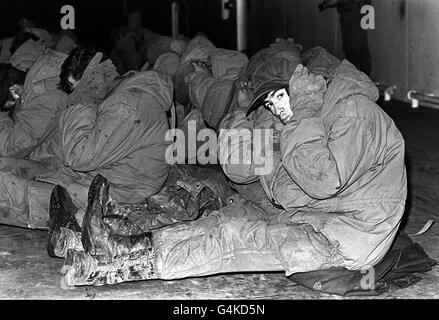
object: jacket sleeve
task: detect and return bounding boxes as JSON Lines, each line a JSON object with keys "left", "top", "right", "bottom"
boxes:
{"left": 218, "top": 110, "right": 260, "bottom": 184}
{"left": 60, "top": 98, "right": 150, "bottom": 172}
{"left": 188, "top": 71, "right": 215, "bottom": 110}
{"left": 280, "top": 104, "right": 372, "bottom": 200}
{"left": 0, "top": 90, "right": 65, "bottom": 158}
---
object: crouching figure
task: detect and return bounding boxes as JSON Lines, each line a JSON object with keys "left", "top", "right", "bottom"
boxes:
{"left": 49, "top": 58, "right": 407, "bottom": 288}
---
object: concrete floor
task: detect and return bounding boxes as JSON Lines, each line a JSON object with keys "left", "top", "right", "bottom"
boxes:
{"left": 1, "top": 98, "right": 438, "bottom": 300}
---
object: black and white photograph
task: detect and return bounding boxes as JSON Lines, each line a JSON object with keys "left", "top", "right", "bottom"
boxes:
{"left": 0, "top": 0, "right": 438, "bottom": 309}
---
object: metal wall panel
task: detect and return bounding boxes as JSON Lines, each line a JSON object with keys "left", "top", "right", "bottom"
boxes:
{"left": 285, "top": 0, "right": 341, "bottom": 55}
{"left": 248, "top": 0, "right": 439, "bottom": 105}
{"left": 407, "top": 0, "right": 439, "bottom": 96}
{"left": 368, "top": 0, "right": 408, "bottom": 99}
{"left": 247, "top": 0, "right": 288, "bottom": 55}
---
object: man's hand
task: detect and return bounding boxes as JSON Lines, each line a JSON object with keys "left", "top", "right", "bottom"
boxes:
{"left": 190, "top": 60, "right": 211, "bottom": 73}
{"left": 302, "top": 47, "right": 341, "bottom": 78}
{"left": 270, "top": 37, "right": 303, "bottom": 53}
{"left": 288, "top": 64, "right": 326, "bottom": 122}
{"left": 185, "top": 60, "right": 212, "bottom": 84}
{"left": 3, "top": 100, "right": 16, "bottom": 112}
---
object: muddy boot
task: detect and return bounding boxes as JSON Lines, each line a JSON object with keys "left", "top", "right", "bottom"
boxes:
{"left": 81, "top": 174, "right": 155, "bottom": 259}
{"left": 61, "top": 174, "right": 157, "bottom": 286}
{"left": 47, "top": 185, "right": 84, "bottom": 258}
{"left": 61, "top": 247, "right": 157, "bottom": 286}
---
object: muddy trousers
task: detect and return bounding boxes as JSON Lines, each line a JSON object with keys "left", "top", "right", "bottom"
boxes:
{"left": 0, "top": 158, "right": 54, "bottom": 229}
{"left": 61, "top": 201, "right": 345, "bottom": 286}
{"left": 0, "top": 162, "right": 228, "bottom": 230}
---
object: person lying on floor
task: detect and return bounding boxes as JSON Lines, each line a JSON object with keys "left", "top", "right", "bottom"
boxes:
{"left": 45, "top": 55, "right": 407, "bottom": 287}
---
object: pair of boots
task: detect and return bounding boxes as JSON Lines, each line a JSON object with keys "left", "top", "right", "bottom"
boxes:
{"left": 47, "top": 175, "right": 158, "bottom": 286}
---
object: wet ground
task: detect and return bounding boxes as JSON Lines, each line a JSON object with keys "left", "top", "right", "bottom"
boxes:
{"left": 0, "top": 98, "right": 438, "bottom": 300}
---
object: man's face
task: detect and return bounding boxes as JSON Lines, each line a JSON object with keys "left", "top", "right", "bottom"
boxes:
{"left": 67, "top": 75, "right": 79, "bottom": 92}
{"left": 264, "top": 88, "right": 293, "bottom": 124}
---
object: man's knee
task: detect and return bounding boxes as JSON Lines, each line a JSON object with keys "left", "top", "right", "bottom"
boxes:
{"left": 217, "top": 197, "right": 271, "bottom": 221}
{"left": 0, "top": 169, "right": 54, "bottom": 229}
{"left": 267, "top": 223, "right": 345, "bottom": 275}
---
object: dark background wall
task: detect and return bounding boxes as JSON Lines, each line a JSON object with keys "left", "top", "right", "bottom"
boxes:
{"left": 1, "top": 0, "right": 438, "bottom": 107}
{"left": 245, "top": 0, "right": 439, "bottom": 107}
{"left": 0, "top": 0, "right": 236, "bottom": 52}
{"left": 0, "top": 0, "right": 174, "bottom": 51}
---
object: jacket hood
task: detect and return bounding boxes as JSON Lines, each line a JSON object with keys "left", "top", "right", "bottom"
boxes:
{"left": 209, "top": 48, "right": 248, "bottom": 79}
{"left": 21, "top": 49, "right": 67, "bottom": 97}
{"left": 30, "top": 49, "right": 68, "bottom": 83}
{"left": 10, "top": 39, "right": 46, "bottom": 72}
{"left": 302, "top": 46, "right": 341, "bottom": 78}
{"left": 324, "top": 60, "right": 379, "bottom": 111}
{"left": 116, "top": 70, "right": 174, "bottom": 112}
{"left": 246, "top": 46, "right": 302, "bottom": 81}
{"left": 153, "top": 51, "right": 181, "bottom": 77}
{"left": 180, "top": 35, "right": 216, "bottom": 65}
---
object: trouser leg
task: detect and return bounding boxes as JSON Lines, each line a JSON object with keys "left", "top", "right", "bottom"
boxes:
{"left": 47, "top": 166, "right": 224, "bottom": 259}
{"left": 288, "top": 203, "right": 405, "bottom": 270}
{"left": 229, "top": 180, "right": 284, "bottom": 218}
{"left": 62, "top": 199, "right": 344, "bottom": 286}
{"left": 154, "top": 201, "right": 344, "bottom": 280}
{"left": 0, "top": 160, "right": 54, "bottom": 229}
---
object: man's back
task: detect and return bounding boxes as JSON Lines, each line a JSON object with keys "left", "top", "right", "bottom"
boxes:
{"left": 58, "top": 70, "right": 173, "bottom": 203}
{"left": 0, "top": 49, "right": 67, "bottom": 159}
